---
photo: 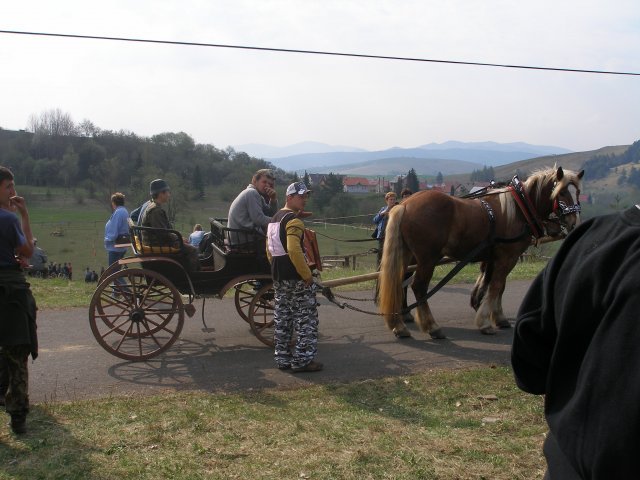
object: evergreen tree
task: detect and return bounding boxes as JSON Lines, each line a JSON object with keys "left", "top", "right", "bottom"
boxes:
{"left": 406, "top": 168, "right": 420, "bottom": 192}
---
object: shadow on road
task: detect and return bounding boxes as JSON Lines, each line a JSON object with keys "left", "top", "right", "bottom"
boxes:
{"left": 104, "top": 319, "right": 514, "bottom": 397}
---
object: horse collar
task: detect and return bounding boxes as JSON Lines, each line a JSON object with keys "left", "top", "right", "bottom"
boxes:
{"left": 508, "top": 175, "right": 544, "bottom": 238}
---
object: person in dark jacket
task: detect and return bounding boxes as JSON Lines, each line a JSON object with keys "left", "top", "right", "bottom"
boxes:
{"left": 139, "top": 179, "right": 199, "bottom": 271}
{"left": 512, "top": 205, "right": 640, "bottom": 479}
{"left": 0, "top": 166, "right": 38, "bottom": 435}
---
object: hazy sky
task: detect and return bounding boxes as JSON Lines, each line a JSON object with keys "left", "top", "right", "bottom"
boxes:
{"left": 1, "top": 0, "right": 639, "bottom": 152}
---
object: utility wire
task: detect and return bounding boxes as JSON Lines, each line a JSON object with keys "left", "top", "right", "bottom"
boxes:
{"left": 1, "top": 29, "right": 639, "bottom": 77}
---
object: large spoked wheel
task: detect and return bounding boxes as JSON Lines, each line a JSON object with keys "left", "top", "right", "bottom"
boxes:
{"left": 89, "top": 268, "right": 184, "bottom": 361}
{"left": 247, "top": 283, "right": 277, "bottom": 347}
{"left": 234, "top": 280, "right": 264, "bottom": 323}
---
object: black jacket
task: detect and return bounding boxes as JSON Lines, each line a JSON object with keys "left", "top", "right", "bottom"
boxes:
{"left": 512, "top": 206, "right": 640, "bottom": 479}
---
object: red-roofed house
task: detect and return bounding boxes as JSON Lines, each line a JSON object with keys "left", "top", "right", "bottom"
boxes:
{"left": 343, "top": 177, "right": 372, "bottom": 194}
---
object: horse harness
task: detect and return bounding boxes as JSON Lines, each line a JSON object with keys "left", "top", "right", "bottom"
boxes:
{"left": 322, "top": 198, "right": 500, "bottom": 316}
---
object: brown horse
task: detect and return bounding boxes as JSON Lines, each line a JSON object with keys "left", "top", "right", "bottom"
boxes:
{"left": 378, "top": 166, "right": 584, "bottom": 338}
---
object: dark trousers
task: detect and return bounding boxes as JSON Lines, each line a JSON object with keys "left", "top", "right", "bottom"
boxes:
{"left": 0, "top": 345, "right": 30, "bottom": 415}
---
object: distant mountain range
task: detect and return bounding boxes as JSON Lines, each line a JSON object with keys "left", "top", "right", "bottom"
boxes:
{"left": 235, "top": 141, "right": 573, "bottom": 176}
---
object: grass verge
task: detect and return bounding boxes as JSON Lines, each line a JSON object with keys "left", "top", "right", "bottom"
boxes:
{"left": 0, "top": 366, "right": 546, "bottom": 479}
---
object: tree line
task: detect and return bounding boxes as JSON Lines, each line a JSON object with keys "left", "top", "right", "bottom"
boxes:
{"left": 583, "top": 140, "right": 640, "bottom": 184}
{"left": 0, "top": 109, "right": 293, "bottom": 213}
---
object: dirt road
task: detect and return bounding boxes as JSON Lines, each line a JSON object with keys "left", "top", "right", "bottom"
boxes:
{"left": 30, "top": 280, "right": 531, "bottom": 403}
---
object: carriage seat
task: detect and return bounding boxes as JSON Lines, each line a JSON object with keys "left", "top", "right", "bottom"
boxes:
{"left": 210, "top": 218, "right": 265, "bottom": 256}
{"left": 130, "top": 225, "right": 183, "bottom": 256}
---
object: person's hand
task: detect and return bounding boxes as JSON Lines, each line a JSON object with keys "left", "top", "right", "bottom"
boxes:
{"left": 9, "top": 196, "right": 28, "bottom": 216}
{"left": 15, "top": 255, "right": 29, "bottom": 269}
{"left": 264, "top": 187, "right": 277, "bottom": 201}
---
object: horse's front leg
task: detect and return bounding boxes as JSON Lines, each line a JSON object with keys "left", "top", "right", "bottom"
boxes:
{"left": 474, "top": 255, "right": 518, "bottom": 334}
{"left": 411, "top": 264, "right": 446, "bottom": 340}
{"left": 489, "top": 255, "right": 521, "bottom": 329}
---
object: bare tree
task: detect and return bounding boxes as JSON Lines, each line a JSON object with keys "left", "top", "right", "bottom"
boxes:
{"left": 28, "top": 108, "right": 78, "bottom": 160}
{"left": 27, "top": 108, "right": 77, "bottom": 136}
{"left": 78, "top": 119, "right": 100, "bottom": 137}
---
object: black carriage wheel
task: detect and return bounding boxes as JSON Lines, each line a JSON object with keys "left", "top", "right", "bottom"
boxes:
{"left": 89, "top": 268, "right": 184, "bottom": 361}
{"left": 234, "top": 280, "right": 263, "bottom": 323}
{"left": 94, "top": 269, "right": 178, "bottom": 337}
{"left": 247, "top": 283, "right": 278, "bottom": 347}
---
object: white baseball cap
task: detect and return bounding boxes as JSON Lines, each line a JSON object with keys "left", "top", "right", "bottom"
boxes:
{"left": 286, "top": 182, "right": 312, "bottom": 196}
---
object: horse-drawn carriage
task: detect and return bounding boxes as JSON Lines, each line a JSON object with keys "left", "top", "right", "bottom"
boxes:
{"left": 89, "top": 166, "right": 585, "bottom": 362}
{"left": 88, "top": 219, "right": 280, "bottom": 361}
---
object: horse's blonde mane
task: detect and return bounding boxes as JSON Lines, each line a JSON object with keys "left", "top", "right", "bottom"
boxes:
{"left": 498, "top": 165, "right": 583, "bottom": 223}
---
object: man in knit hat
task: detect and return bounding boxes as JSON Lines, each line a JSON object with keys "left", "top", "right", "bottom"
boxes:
{"left": 138, "top": 179, "right": 200, "bottom": 271}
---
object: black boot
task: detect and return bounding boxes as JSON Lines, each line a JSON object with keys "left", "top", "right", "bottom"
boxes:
{"left": 10, "top": 413, "right": 27, "bottom": 434}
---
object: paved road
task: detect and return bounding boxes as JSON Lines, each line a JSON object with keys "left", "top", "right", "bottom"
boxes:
{"left": 30, "top": 280, "right": 531, "bottom": 403}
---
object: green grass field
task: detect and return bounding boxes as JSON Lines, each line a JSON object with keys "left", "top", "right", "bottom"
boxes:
{"left": 0, "top": 366, "right": 547, "bottom": 479}
{"left": 22, "top": 185, "right": 383, "bottom": 276}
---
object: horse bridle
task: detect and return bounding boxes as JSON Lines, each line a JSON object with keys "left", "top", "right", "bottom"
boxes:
{"left": 552, "top": 183, "right": 582, "bottom": 217}
{"left": 510, "top": 175, "right": 581, "bottom": 238}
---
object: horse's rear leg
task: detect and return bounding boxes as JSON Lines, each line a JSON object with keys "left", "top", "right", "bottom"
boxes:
{"left": 410, "top": 264, "right": 446, "bottom": 340}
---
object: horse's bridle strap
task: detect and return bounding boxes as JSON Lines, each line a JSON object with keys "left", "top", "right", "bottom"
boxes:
{"left": 509, "top": 176, "right": 544, "bottom": 238}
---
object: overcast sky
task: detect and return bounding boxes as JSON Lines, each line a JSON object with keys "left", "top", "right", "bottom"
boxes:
{"left": 1, "top": 0, "right": 639, "bottom": 153}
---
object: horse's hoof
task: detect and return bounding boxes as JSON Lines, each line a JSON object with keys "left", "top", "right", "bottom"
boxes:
{"left": 496, "top": 319, "right": 512, "bottom": 329}
{"left": 393, "top": 327, "right": 412, "bottom": 339}
{"left": 429, "top": 328, "right": 446, "bottom": 340}
{"left": 480, "top": 326, "right": 497, "bottom": 335}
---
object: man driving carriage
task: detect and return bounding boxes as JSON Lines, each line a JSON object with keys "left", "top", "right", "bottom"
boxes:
{"left": 137, "top": 179, "right": 200, "bottom": 271}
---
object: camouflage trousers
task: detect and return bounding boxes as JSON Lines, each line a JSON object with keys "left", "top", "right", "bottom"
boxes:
{"left": 273, "top": 280, "right": 319, "bottom": 369}
{"left": 0, "top": 345, "right": 30, "bottom": 415}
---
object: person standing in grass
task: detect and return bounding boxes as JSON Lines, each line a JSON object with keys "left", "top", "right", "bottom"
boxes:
{"left": 0, "top": 166, "right": 38, "bottom": 435}
{"left": 266, "top": 182, "right": 322, "bottom": 373}
{"left": 104, "top": 192, "right": 130, "bottom": 268}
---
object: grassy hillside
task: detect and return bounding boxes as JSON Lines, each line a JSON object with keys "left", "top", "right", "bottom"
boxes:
{"left": 445, "top": 144, "right": 640, "bottom": 218}
{"left": 445, "top": 145, "right": 628, "bottom": 184}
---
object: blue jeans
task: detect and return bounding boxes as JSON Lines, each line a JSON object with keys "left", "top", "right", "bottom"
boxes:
{"left": 107, "top": 250, "right": 126, "bottom": 286}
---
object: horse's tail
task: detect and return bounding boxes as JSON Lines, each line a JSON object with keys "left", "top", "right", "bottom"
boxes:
{"left": 470, "top": 258, "right": 494, "bottom": 311}
{"left": 378, "top": 204, "right": 406, "bottom": 329}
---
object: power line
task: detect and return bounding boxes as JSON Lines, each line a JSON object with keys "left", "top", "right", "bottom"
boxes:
{"left": 1, "top": 29, "right": 639, "bottom": 77}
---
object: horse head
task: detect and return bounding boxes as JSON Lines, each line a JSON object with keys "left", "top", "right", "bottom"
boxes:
{"left": 527, "top": 166, "right": 584, "bottom": 236}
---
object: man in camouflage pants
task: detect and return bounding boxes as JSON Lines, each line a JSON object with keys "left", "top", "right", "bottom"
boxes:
{"left": 0, "top": 166, "right": 38, "bottom": 435}
{"left": 266, "top": 182, "right": 322, "bottom": 373}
